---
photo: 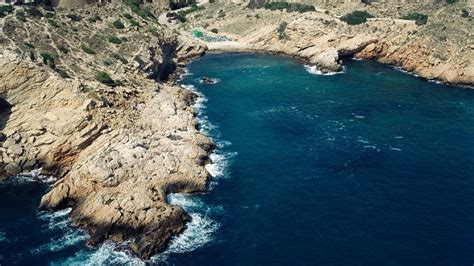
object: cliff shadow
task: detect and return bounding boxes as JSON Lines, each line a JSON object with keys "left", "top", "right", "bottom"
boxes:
{"left": 0, "top": 97, "right": 12, "bottom": 132}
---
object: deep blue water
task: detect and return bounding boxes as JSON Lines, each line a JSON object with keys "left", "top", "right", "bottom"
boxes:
{"left": 1, "top": 53, "right": 473, "bottom": 265}
{"left": 171, "top": 53, "right": 474, "bottom": 265}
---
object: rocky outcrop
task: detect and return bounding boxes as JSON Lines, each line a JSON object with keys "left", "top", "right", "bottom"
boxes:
{"left": 185, "top": 1, "right": 473, "bottom": 85}
{"left": 0, "top": 3, "right": 211, "bottom": 259}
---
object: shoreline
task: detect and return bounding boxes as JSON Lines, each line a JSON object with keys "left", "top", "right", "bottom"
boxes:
{"left": 202, "top": 47, "right": 474, "bottom": 89}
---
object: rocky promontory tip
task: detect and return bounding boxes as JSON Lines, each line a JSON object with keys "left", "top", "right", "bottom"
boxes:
{"left": 0, "top": 2, "right": 212, "bottom": 259}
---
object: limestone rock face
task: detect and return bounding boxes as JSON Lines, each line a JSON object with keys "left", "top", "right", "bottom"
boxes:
{"left": 192, "top": 1, "right": 473, "bottom": 86}
{"left": 0, "top": 3, "right": 209, "bottom": 259}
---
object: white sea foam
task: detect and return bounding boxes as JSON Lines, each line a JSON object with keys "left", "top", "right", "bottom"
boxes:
{"left": 38, "top": 208, "right": 73, "bottom": 231}
{"left": 148, "top": 194, "right": 222, "bottom": 262}
{"left": 14, "top": 168, "right": 57, "bottom": 184}
{"left": 390, "top": 147, "right": 403, "bottom": 152}
{"left": 304, "top": 65, "right": 347, "bottom": 76}
{"left": 363, "top": 145, "right": 378, "bottom": 150}
{"left": 32, "top": 208, "right": 88, "bottom": 255}
{"left": 0, "top": 231, "right": 6, "bottom": 242}
{"left": 178, "top": 68, "right": 194, "bottom": 82}
{"left": 51, "top": 241, "right": 145, "bottom": 266}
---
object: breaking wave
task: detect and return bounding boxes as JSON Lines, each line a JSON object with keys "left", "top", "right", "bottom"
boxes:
{"left": 32, "top": 208, "right": 88, "bottom": 255}
{"left": 305, "top": 65, "right": 347, "bottom": 76}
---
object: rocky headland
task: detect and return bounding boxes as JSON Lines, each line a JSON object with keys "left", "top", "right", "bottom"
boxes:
{"left": 0, "top": 3, "right": 212, "bottom": 259}
{"left": 174, "top": 0, "right": 473, "bottom": 86}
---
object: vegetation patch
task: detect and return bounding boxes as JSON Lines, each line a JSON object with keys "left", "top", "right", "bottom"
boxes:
{"left": 66, "top": 13, "right": 82, "bottom": 21}
{"left": 123, "top": 0, "right": 155, "bottom": 20}
{"left": 88, "top": 14, "right": 102, "bottom": 23}
{"left": 15, "top": 10, "right": 26, "bottom": 22}
{"left": 175, "top": 4, "right": 204, "bottom": 22}
{"left": 113, "top": 53, "right": 128, "bottom": 64}
{"left": 340, "top": 10, "right": 374, "bottom": 25}
{"left": 48, "top": 19, "right": 59, "bottom": 28}
{"left": 248, "top": 1, "right": 315, "bottom": 13}
{"left": 107, "top": 35, "right": 122, "bottom": 44}
{"left": 24, "top": 42, "right": 35, "bottom": 49}
{"left": 26, "top": 6, "right": 43, "bottom": 17}
{"left": 0, "top": 5, "right": 14, "bottom": 18}
{"left": 57, "top": 44, "right": 69, "bottom": 54}
{"left": 401, "top": 12, "right": 428, "bottom": 25}
{"left": 277, "top": 21, "right": 288, "bottom": 40}
{"left": 95, "top": 71, "right": 115, "bottom": 86}
{"left": 113, "top": 19, "right": 125, "bottom": 29}
{"left": 44, "top": 12, "right": 54, "bottom": 18}
{"left": 81, "top": 44, "right": 96, "bottom": 54}
{"left": 129, "top": 19, "right": 140, "bottom": 27}
{"left": 55, "top": 68, "right": 70, "bottom": 78}
{"left": 39, "top": 52, "right": 55, "bottom": 68}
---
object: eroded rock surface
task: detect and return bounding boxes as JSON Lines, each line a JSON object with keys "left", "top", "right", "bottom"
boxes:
{"left": 0, "top": 3, "right": 209, "bottom": 259}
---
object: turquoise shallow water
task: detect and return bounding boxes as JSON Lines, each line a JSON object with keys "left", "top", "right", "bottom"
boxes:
{"left": 1, "top": 53, "right": 473, "bottom": 265}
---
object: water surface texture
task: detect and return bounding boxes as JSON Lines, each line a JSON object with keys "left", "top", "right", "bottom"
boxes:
{"left": 1, "top": 53, "right": 473, "bottom": 265}
{"left": 174, "top": 53, "right": 474, "bottom": 265}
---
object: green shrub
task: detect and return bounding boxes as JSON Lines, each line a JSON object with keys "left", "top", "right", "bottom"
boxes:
{"left": 123, "top": 13, "right": 133, "bottom": 19}
{"left": 129, "top": 19, "right": 140, "bottom": 27}
{"left": 277, "top": 21, "right": 287, "bottom": 39}
{"left": 29, "top": 51, "right": 36, "bottom": 61}
{"left": 24, "top": 42, "right": 35, "bottom": 49}
{"left": 80, "top": 44, "right": 96, "bottom": 54}
{"left": 48, "top": 19, "right": 59, "bottom": 28}
{"left": 44, "top": 12, "right": 54, "bottom": 18}
{"left": 26, "top": 6, "right": 43, "bottom": 17}
{"left": 340, "top": 10, "right": 374, "bottom": 25}
{"left": 113, "top": 53, "right": 128, "bottom": 64}
{"left": 57, "top": 44, "right": 69, "bottom": 54}
{"left": 248, "top": 1, "right": 315, "bottom": 13}
{"left": 103, "top": 59, "right": 113, "bottom": 66}
{"left": 461, "top": 9, "right": 469, "bottom": 18}
{"left": 66, "top": 13, "right": 81, "bottom": 21}
{"left": 39, "top": 52, "right": 55, "bottom": 68}
{"left": 15, "top": 10, "right": 26, "bottom": 22}
{"left": 107, "top": 35, "right": 122, "bottom": 44}
{"left": 446, "top": 0, "right": 457, "bottom": 3}
{"left": 113, "top": 19, "right": 125, "bottom": 29}
{"left": 401, "top": 12, "right": 428, "bottom": 25}
{"left": 88, "top": 14, "right": 102, "bottom": 23}
{"left": 124, "top": 0, "right": 155, "bottom": 19}
{"left": 133, "top": 55, "right": 145, "bottom": 66}
{"left": 55, "top": 68, "right": 70, "bottom": 78}
{"left": 95, "top": 71, "right": 115, "bottom": 86}
{"left": 210, "top": 28, "right": 218, "bottom": 34}
{"left": 0, "top": 5, "right": 14, "bottom": 18}
{"left": 175, "top": 4, "right": 203, "bottom": 22}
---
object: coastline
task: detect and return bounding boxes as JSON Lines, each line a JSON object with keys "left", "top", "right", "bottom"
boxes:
{"left": 0, "top": 0, "right": 473, "bottom": 262}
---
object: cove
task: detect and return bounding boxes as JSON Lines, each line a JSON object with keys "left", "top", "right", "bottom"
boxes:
{"left": 171, "top": 53, "right": 474, "bottom": 265}
{"left": 0, "top": 52, "right": 473, "bottom": 265}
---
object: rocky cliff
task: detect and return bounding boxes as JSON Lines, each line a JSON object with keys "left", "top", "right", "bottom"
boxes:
{"left": 176, "top": 0, "right": 473, "bottom": 86}
{"left": 0, "top": 3, "right": 212, "bottom": 259}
